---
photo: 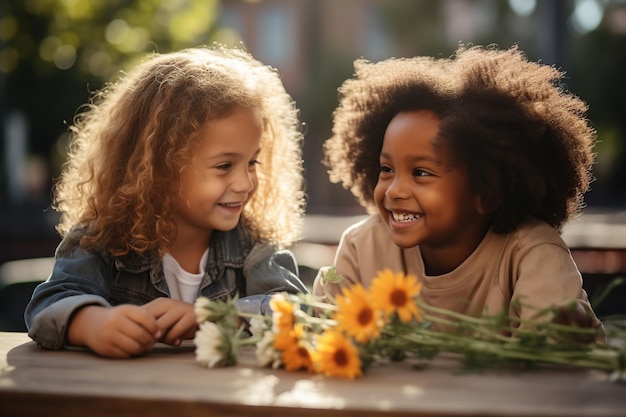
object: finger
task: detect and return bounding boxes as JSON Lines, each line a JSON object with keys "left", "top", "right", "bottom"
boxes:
{"left": 122, "top": 305, "right": 162, "bottom": 339}
{"left": 110, "top": 332, "right": 153, "bottom": 357}
{"left": 93, "top": 344, "right": 132, "bottom": 359}
{"left": 91, "top": 331, "right": 146, "bottom": 359}
{"left": 159, "top": 312, "right": 198, "bottom": 345}
{"left": 115, "top": 313, "right": 168, "bottom": 353}
{"left": 150, "top": 301, "right": 192, "bottom": 334}
{"left": 142, "top": 297, "right": 170, "bottom": 318}
{"left": 573, "top": 304, "right": 593, "bottom": 328}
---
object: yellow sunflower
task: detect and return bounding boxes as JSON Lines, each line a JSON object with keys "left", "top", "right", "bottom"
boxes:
{"left": 370, "top": 269, "right": 422, "bottom": 322}
{"left": 270, "top": 293, "right": 295, "bottom": 334}
{"left": 282, "top": 338, "right": 313, "bottom": 372}
{"left": 273, "top": 328, "right": 296, "bottom": 350}
{"left": 334, "top": 283, "right": 381, "bottom": 343}
{"left": 282, "top": 343, "right": 313, "bottom": 372}
{"left": 274, "top": 323, "right": 313, "bottom": 372}
{"left": 312, "top": 330, "right": 362, "bottom": 379}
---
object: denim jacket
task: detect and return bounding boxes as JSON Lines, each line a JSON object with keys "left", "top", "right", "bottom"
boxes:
{"left": 25, "top": 223, "right": 308, "bottom": 350}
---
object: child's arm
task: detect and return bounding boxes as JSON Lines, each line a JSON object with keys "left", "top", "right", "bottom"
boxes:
{"left": 313, "top": 215, "right": 390, "bottom": 298}
{"left": 68, "top": 304, "right": 161, "bottom": 358}
{"left": 25, "top": 245, "right": 117, "bottom": 350}
{"left": 24, "top": 230, "right": 162, "bottom": 352}
{"left": 312, "top": 241, "right": 363, "bottom": 299}
{"left": 511, "top": 242, "right": 603, "bottom": 340}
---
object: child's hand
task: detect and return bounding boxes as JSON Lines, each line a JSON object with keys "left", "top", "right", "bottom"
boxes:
{"left": 67, "top": 305, "right": 162, "bottom": 358}
{"left": 552, "top": 299, "right": 602, "bottom": 344}
{"left": 143, "top": 298, "right": 198, "bottom": 346}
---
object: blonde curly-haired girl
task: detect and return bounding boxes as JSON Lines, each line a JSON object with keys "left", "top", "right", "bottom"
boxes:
{"left": 26, "top": 46, "right": 308, "bottom": 357}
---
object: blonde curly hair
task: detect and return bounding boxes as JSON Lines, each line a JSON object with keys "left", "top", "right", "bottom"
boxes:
{"left": 54, "top": 45, "right": 305, "bottom": 255}
{"left": 324, "top": 44, "right": 596, "bottom": 232}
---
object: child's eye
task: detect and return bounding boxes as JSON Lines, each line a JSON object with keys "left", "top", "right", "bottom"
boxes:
{"left": 217, "top": 163, "right": 232, "bottom": 171}
{"left": 412, "top": 168, "right": 431, "bottom": 177}
{"left": 380, "top": 165, "right": 393, "bottom": 173}
{"left": 248, "top": 159, "right": 260, "bottom": 168}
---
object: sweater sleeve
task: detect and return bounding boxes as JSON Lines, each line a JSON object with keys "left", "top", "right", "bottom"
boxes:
{"left": 510, "top": 242, "right": 602, "bottom": 338}
{"left": 312, "top": 219, "right": 369, "bottom": 300}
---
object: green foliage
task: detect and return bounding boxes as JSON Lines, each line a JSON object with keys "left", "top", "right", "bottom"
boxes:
{"left": 1, "top": 0, "right": 220, "bottom": 80}
{"left": 0, "top": 0, "right": 223, "bottom": 175}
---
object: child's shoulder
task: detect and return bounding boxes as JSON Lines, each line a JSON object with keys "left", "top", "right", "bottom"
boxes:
{"left": 509, "top": 218, "right": 568, "bottom": 250}
{"left": 340, "top": 214, "right": 386, "bottom": 241}
{"left": 54, "top": 224, "right": 120, "bottom": 268}
{"left": 56, "top": 225, "right": 90, "bottom": 257}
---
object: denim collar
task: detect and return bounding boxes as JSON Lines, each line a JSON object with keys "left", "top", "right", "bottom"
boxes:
{"left": 114, "top": 222, "right": 253, "bottom": 274}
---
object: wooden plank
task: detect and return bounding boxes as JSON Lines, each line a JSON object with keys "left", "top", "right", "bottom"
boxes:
{"left": 1, "top": 332, "right": 625, "bottom": 417}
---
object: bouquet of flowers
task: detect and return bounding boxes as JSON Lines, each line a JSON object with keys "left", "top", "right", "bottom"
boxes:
{"left": 193, "top": 268, "right": 626, "bottom": 381}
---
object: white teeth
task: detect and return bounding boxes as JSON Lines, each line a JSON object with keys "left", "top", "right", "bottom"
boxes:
{"left": 222, "top": 203, "right": 241, "bottom": 207}
{"left": 392, "top": 212, "right": 420, "bottom": 222}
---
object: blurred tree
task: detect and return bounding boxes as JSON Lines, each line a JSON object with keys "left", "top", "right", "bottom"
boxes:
{"left": 378, "top": 0, "right": 447, "bottom": 56}
{"left": 570, "top": 27, "right": 626, "bottom": 206}
{"left": 0, "top": 0, "right": 224, "bottom": 262}
{"left": 0, "top": 0, "right": 221, "bottom": 202}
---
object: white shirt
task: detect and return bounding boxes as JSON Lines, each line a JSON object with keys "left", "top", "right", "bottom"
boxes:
{"left": 162, "top": 248, "right": 209, "bottom": 303}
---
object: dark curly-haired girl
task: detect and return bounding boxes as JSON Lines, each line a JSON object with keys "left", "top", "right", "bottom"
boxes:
{"left": 317, "top": 44, "right": 602, "bottom": 339}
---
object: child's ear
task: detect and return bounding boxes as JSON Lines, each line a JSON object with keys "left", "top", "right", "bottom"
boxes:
{"left": 476, "top": 191, "right": 501, "bottom": 215}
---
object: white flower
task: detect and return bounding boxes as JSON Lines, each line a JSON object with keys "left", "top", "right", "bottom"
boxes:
{"left": 249, "top": 316, "right": 268, "bottom": 337}
{"left": 193, "top": 295, "right": 238, "bottom": 328}
{"left": 194, "top": 321, "right": 234, "bottom": 368}
{"left": 255, "top": 329, "right": 282, "bottom": 369}
{"left": 248, "top": 315, "right": 280, "bottom": 368}
{"left": 194, "top": 297, "right": 212, "bottom": 324}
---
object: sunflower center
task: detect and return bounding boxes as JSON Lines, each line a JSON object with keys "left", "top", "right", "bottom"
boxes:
{"left": 357, "top": 307, "right": 373, "bottom": 325}
{"left": 390, "top": 289, "right": 407, "bottom": 306}
{"left": 297, "top": 346, "right": 309, "bottom": 359}
{"left": 333, "top": 348, "right": 349, "bottom": 366}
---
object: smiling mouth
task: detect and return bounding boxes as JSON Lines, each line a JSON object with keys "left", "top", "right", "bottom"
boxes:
{"left": 220, "top": 202, "right": 243, "bottom": 208}
{"left": 391, "top": 212, "right": 421, "bottom": 222}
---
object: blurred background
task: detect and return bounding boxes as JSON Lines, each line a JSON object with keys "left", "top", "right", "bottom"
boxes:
{"left": 1, "top": 0, "right": 625, "bottom": 329}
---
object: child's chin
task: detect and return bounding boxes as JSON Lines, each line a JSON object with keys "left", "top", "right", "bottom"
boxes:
{"left": 212, "top": 217, "right": 242, "bottom": 232}
{"left": 391, "top": 235, "right": 420, "bottom": 249}
{"left": 217, "top": 222, "right": 240, "bottom": 232}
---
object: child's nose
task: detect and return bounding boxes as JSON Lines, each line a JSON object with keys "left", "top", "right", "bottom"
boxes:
{"left": 386, "top": 175, "right": 410, "bottom": 199}
{"left": 232, "top": 168, "right": 255, "bottom": 193}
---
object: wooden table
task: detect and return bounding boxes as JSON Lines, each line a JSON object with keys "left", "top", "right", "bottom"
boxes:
{"left": 1, "top": 332, "right": 625, "bottom": 417}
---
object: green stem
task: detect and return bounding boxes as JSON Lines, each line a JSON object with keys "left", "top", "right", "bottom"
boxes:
{"left": 237, "top": 311, "right": 264, "bottom": 321}
{"left": 417, "top": 299, "right": 603, "bottom": 341}
{"left": 386, "top": 324, "right": 623, "bottom": 371}
{"left": 418, "top": 312, "right": 514, "bottom": 343}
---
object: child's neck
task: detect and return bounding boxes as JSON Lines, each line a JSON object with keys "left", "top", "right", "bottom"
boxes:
{"left": 421, "top": 225, "right": 489, "bottom": 276}
{"left": 168, "top": 228, "right": 212, "bottom": 274}
{"left": 422, "top": 249, "right": 464, "bottom": 276}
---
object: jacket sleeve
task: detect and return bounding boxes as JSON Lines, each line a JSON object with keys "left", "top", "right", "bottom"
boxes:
{"left": 24, "top": 239, "right": 113, "bottom": 350}
{"left": 237, "top": 241, "right": 309, "bottom": 315}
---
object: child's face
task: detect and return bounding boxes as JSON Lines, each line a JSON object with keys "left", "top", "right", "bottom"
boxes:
{"left": 173, "top": 107, "right": 262, "bottom": 236}
{"left": 374, "top": 111, "right": 489, "bottom": 272}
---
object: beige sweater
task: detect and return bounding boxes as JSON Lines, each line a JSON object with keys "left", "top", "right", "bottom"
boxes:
{"left": 315, "top": 214, "right": 600, "bottom": 330}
